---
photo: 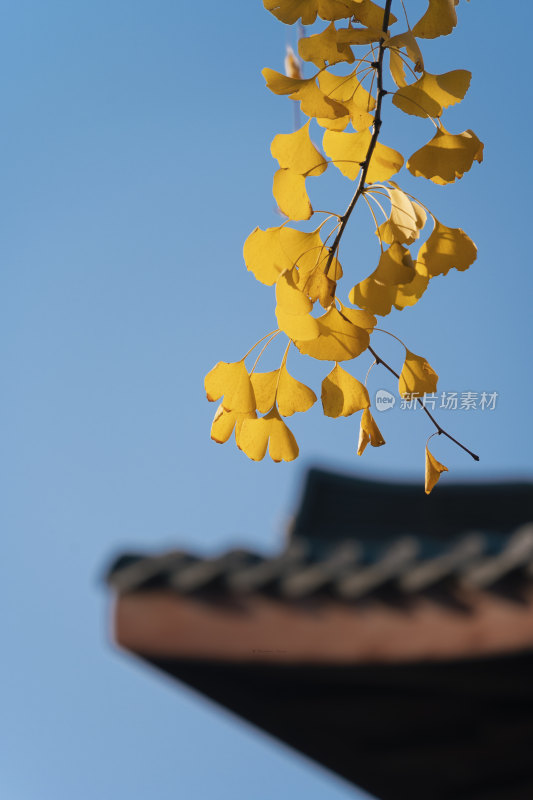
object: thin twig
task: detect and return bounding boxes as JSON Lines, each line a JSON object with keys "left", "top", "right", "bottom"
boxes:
{"left": 368, "top": 345, "right": 480, "bottom": 461}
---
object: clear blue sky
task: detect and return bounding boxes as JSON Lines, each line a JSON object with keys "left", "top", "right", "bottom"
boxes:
{"left": 1, "top": 1, "right": 531, "bottom": 798}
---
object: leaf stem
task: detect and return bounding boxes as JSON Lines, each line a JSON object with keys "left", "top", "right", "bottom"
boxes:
{"left": 249, "top": 331, "right": 281, "bottom": 373}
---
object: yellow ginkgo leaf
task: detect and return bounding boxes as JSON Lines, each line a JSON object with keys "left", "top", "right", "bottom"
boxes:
{"left": 298, "top": 22, "right": 354, "bottom": 69}
{"left": 337, "top": 24, "right": 385, "bottom": 45}
{"left": 211, "top": 405, "right": 256, "bottom": 445}
{"left": 271, "top": 121, "right": 327, "bottom": 176}
{"left": 350, "top": 0, "right": 397, "bottom": 28}
{"left": 385, "top": 31, "right": 424, "bottom": 75}
{"left": 318, "top": 69, "right": 376, "bottom": 108}
{"left": 204, "top": 361, "right": 256, "bottom": 414}
{"left": 376, "top": 183, "right": 426, "bottom": 245}
{"left": 239, "top": 406, "right": 299, "bottom": 463}
{"left": 417, "top": 219, "right": 477, "bottom": 276}
{"left": 276, "top": 268, "right": 320, "bottom": 341}
{"left": 349, "top": 244, "right": 415, "bottom": 315}
{"left": 350, "top": 277, "right": 396, "bottom": 316}
{"left": 262, "top": 67, "right": 349, "bottom": 119}
{"left": 273, "top": 168, "right": 313, "bottom": 220}
{"left": 276, "top": 267, "right": 313, "bottom": 314}
{"left": 315, "top": 114, "right": 350, "bottom": 132}
{"left": 263, "top": 0, "right": 363, "bottom": 26}
{"left": 407, "top": 127, "right": 483, "bottom": 185}
{"left": 393, "top": 70, "right": 471, "bottom": 118}
{"left": 262, "top": 68, "right": 316, "bottom": 96}
{"left": 251, "top": 366, "right": 317, "bottom": 416}
{"left": 425, "top": 444, "right": 448, "bottom": 494}
{"left": 277, "top": 308, "right": 321, "bottom": 341}
{"left": 392, "top": 265, "right": 430, "bottom": 310}
{"left": 340, "top": 305, "right": 377, "bottom": 331}
{"left": 389, "top": 49, "right": 407, "bottom": 88}
{"left": 345, "top": 100, "right": 376, "bottom": 132}
{"left": 295, "top": 305, "right": 369, "bottom": 361}
{"left": 323, "top": 129, "right": 404, "bottom": 182}
{"left": 251, "top": 370, "right": 279, "bottom": 414}
{"left": 243, "top": 225, "right": 293, "bottom": 285}
{"left": 294, "top": 80, "right": 350, "bottom": 119}
{"left": 316, "top": 70, "right": 374, "bottom": 131}
{"left": 279, "top": 226, "right": 343, "bottom": 280}
{"left": 277, "top": 366, "right": 317, "bottom": 416}
{"left": 376, "top": 242, "right": 415, "bottom": 279}
{"left": 305, "top": 271, "right": 337, "bottom": 308}
{"left": 398, "top": 350, "right": 438, "bottom": 397}
{"left": 412, "top": 0, "right": 457, "bottom": 39}
{"left": 357, "top": 408, "right": 385, "bottom": 455}
{"left": 322, "top": 364, "right": 370, "bottom": 417}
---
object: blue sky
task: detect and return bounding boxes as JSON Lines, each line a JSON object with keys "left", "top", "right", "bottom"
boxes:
{"left": 1, "top": 1, "right": 531, "bottom": 798}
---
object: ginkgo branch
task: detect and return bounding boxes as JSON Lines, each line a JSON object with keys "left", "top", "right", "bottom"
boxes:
{"left": 368, "top": 344, "right": 480, "bottom": 461}
{"left": 322, "top": 0, "right": 393, "bottom": 276}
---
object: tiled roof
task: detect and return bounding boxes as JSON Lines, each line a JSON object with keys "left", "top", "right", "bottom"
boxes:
{"left": 107, "top": 524, "right": 533, "bottom": 601}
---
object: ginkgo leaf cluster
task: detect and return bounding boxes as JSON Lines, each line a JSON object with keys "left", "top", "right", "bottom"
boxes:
{"left": 205, "top": 0, "right": 481, "bottom": 492}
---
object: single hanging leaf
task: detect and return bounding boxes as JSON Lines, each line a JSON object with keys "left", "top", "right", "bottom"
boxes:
{"left": 298, "top": 22, "right": 354, "bottom": 69}
{"left": 239, "top": 406, "right": 299, "bottom": 463}
{"left": 205, "top": 361, "right": 256, "bottom": 414}
{"left": 322, "top": 364, "right": 370, "bottom": 417}
{"left": 398, "top": 350, "right": 438, "bottom": 397}
{"left": 277, "top": 366, "right": 317, "bottom": 416}
{"left": 273, "top": 168, "right": 313, "bottom": 220}
{"left": 211, "top": 405, "right": 256, "bottom": 445}
{"left": 425, "top": 444, "right": 448, "bottom": 494}
{"left": 294, "top": 304, "right": 370, "bottom": 361}
{"left": 271, "top": 121, "right": 328, "bottom": 176}
{"left": 412, "top": 0, "right": 457, "bottom": 39}
{"left": 357, "top": 408, "right": 385, "bottom": 455}
{"left": 243, "top": 225, "right": 293, "bottom": 285}
{"left": 407, "top": 127, "right": 483, "bottom": 185}
{"left": 393, "top": 70, "right": 471, "bottom": 118}
{"left": 251, "top": 365, "right": 317, "bottom": 416}
{"left": 275, "top": 268, "right": 320, "bottom": 341}
{"left": 417, "top": 219, "right": 477, "bottom": 276}
{"left": 323, "top": 129, "right": 404, "bottom": 182}
{"left": 376, "top": 183, "right": 426, "bottom": 245}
